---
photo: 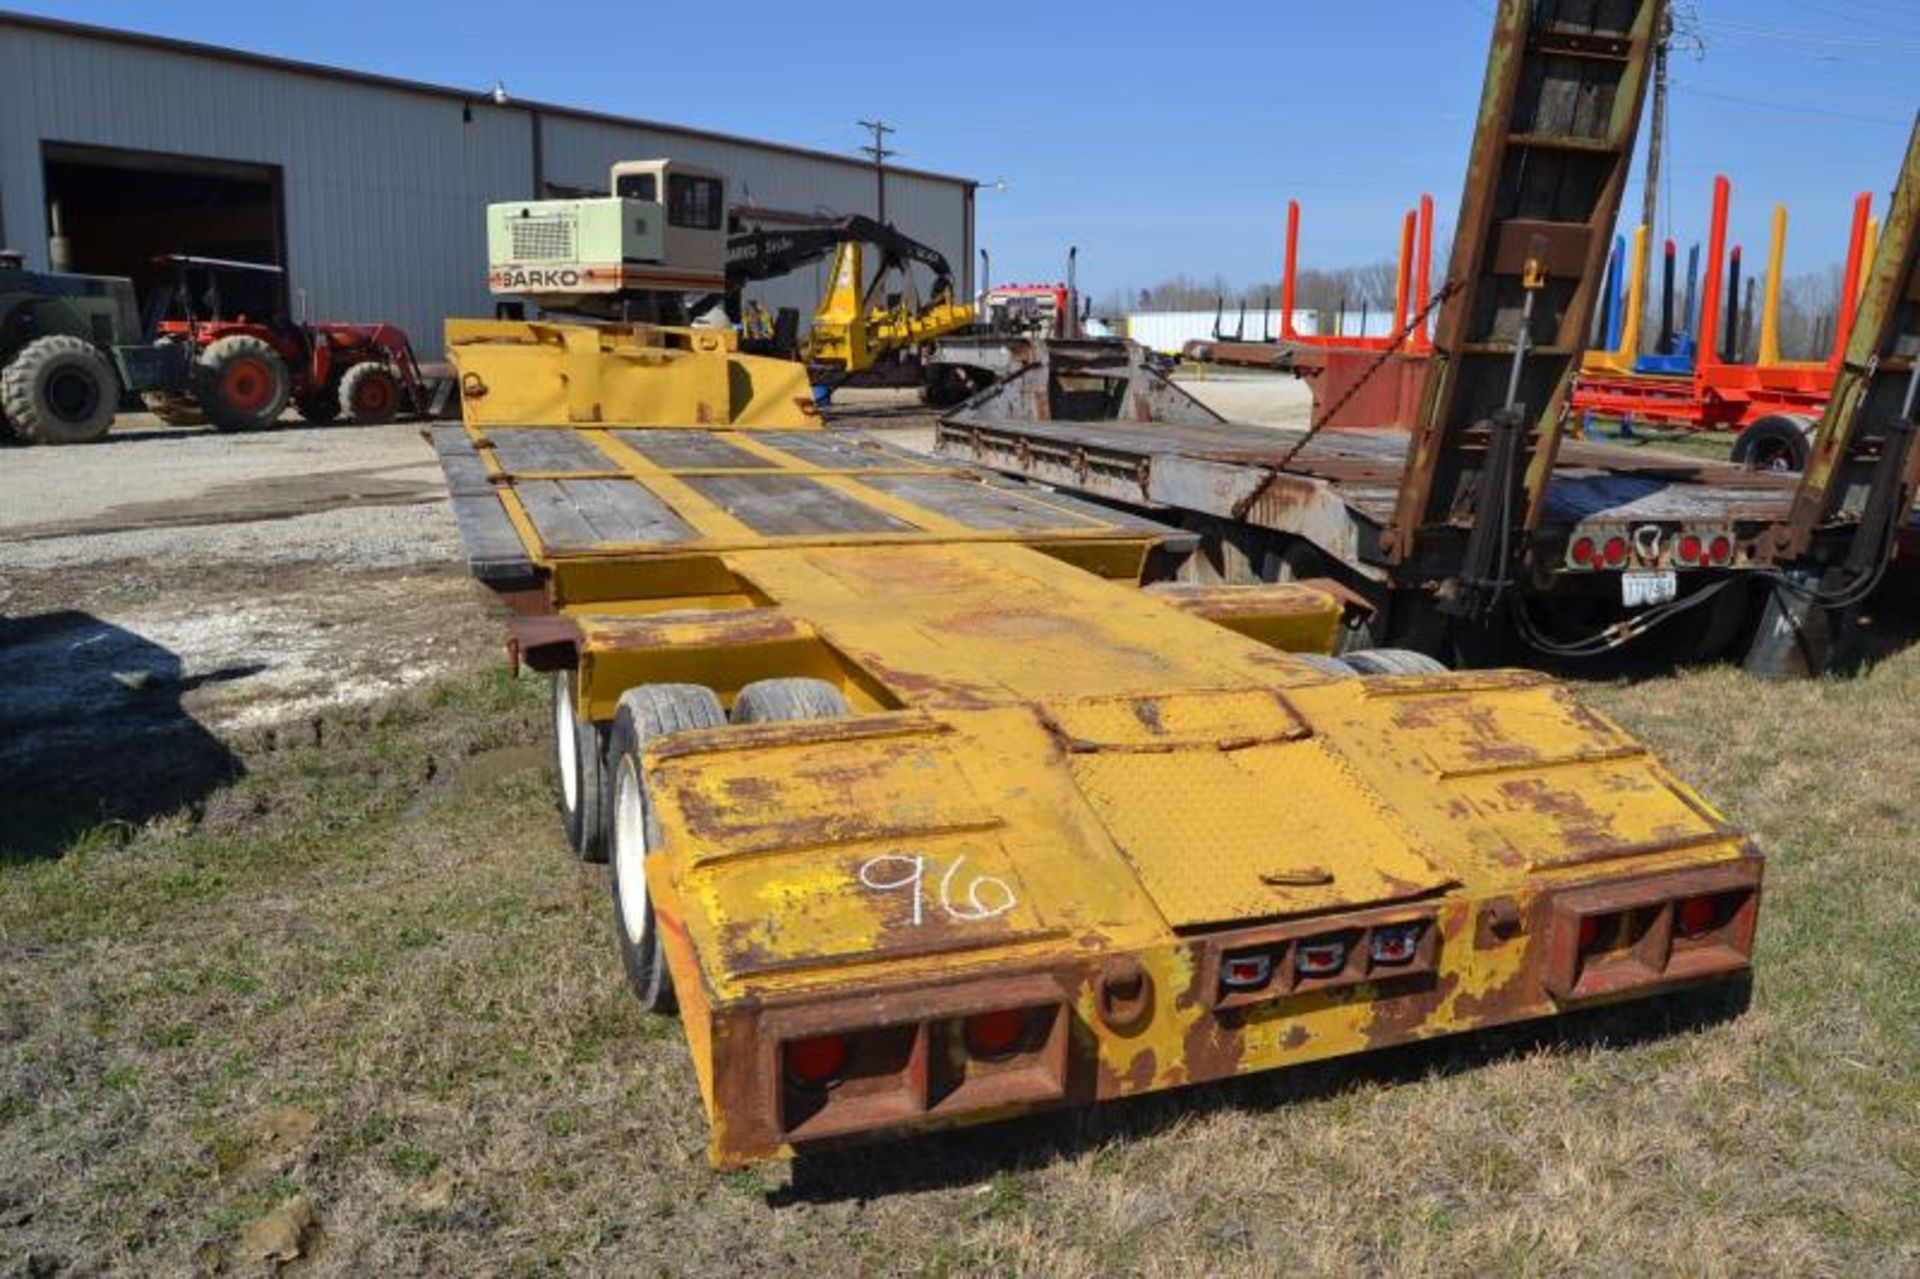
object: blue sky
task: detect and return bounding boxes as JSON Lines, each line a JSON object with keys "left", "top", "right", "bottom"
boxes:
{"left": 14, "top": 1, "right": 1916, "bottom": 297}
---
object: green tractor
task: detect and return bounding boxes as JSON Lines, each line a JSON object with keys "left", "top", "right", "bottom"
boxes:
{"left": 0, "top": 249, "right": 181, "bottom": 445}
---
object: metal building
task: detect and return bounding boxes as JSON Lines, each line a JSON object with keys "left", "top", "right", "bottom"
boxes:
{"left": 0, "top": 11, "right": 975, "bottom": 355}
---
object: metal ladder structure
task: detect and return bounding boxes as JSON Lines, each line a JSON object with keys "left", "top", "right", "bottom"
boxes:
{"left": 1745, "top": 115, "right": 1920, "bottom": 675}
{"left": 1385, "top": 0, "right": 1663, "bottom": 620}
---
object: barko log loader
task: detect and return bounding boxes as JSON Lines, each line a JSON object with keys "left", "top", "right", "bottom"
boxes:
{"left": 433, "top": 9, "right": 1766, "bottom": 1160}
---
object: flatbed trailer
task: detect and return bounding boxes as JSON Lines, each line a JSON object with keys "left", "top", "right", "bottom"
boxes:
{"left": 941, "top": 1, "right": 1920, "bottom": 676}
{"left": 433, "top": 313, "right": 1764, "bottom": 1168}
{"left": 936, "top": 348, "right": 1876, "bottom": 660}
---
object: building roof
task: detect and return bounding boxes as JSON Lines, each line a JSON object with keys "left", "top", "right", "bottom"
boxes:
{"left": 0, "top": 9, "right": 976, "bottom": 190}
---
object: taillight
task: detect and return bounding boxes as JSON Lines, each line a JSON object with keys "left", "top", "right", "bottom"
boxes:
{"left": 1295, "top": 938, "right": 1346, "bottom": 977}
{"left": 1709, "top": 535, "right": 1734, "bottom": 565}
{"left": 1678, "top": 534, "right": 1703, "bottom": 564}
{"left": 1603, "top": 535, "right": 1630, "bottom": 567}
{"left": 962, "top": 1009, "right": 1029, "bottom": 1060}
{"left": 1369, "top": 923, "right": 1423, "bottom": 965}
{"left": 1570, "top": 536, "right": 1597, "bottom": 567}
{"left": 1221, "top": 952, "right": 1273, "bottom": 990}
{"left": 784, "top": 1034, "right": 848, "bottom": 1089}
{"left": 1677, "top": 895, "right": 1722, "bottom": 939}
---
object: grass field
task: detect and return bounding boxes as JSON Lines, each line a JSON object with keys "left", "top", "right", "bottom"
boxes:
{"left": 4, "top": 642, "right": 1918, "bottom": 1276}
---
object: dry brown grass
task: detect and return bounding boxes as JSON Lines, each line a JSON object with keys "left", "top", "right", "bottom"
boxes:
{"left": 3, "top": 634, "right": 1918, "bottom": 1276}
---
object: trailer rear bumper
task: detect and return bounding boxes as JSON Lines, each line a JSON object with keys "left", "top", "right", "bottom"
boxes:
{"left": 678, "top": 854, "right": 1761, "bottom": 1167}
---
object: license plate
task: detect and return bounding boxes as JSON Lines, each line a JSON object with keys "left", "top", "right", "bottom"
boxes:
{"left": 1621, "top": 570, "right": 1678, "bottom": 608}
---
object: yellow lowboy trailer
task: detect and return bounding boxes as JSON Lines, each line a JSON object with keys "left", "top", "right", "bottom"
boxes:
{"left": 436, "top": 316, "right": 1762, "bottom": 1168}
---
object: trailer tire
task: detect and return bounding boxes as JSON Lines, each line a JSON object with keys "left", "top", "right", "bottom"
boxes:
{"left": 196, "top": 335, "right": 290, "bottom": 431}
{"left": 552, "top": 669, "right": 608, "bottom": 863}
{"left": 1292, "top": 653, "right": 1361, "bottom": 677}
{"left": 1731, "top": 414, "right": 1816, "bottom": 473}
{"left": 730, "top": 678, "right": 852, "bottom": 724}
{"left": 339, "top": 362, "right": 401, "bottom": 425}
{"left": 607, "top": 683, "right": 727, "bottom": 1014}
{"left": 1, "top": 335, "right": 118, "bottom": 444}
{"left": 1340, "top": 648, "right": 1450, "bottom": 676}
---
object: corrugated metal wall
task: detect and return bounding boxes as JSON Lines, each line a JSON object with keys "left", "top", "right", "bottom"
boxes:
{"left": 0, "top": 21, "right": 971, "bottom": 357}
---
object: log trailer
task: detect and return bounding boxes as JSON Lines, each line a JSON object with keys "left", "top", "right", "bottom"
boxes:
{"left": 1568, "top": 178, "right": 1881, "bottom": 470}
{"left": 429, "top": 5, "right": 1768, "bottom": 1169}
{"left": 938, "top": 1, "right": 1920, "bottom": 678}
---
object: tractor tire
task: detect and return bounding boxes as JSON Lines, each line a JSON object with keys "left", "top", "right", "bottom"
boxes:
{"left": 295, "top": 389, "right": 341, "bottom": 425}
{"left": 142, "top": 391, "right": 207, "bottom": 426}
{"left": 1730, "top": 413, "right": 1816, "bottom": 473}
{"left": 729, "top": 678, "right": 852, "bottom": 724}
{"left": 606, "top": 684, "right": 728, "bottom": 1014}
{"left": 0, "top": 335, "right": 118, "bottom": 444}
{"left": 552, "top": 669, "right": 609, "bottom": 863}
{"left": 338, "top": 362, "right": 401, "bottom": 425}
{"left": 195, "top": 335, "right": 290, "bottom": 432}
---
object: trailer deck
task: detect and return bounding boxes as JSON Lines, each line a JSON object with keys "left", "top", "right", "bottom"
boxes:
{"left": 936, "top": 412, "right": 1813, "bottom": 577}
{"left": 430, "top": 316, "right": 1764, "bottom": 1168}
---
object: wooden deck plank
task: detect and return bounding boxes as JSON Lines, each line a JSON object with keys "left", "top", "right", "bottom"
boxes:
{"left": 449, "top": 493, "right": 537, "bottom": 582}
{"left": 517, "top": 479, "right": 699, "bottom": 551}
{"left": 686, "top": 475, "right": 917, "bottom": 536}
{"left": 486, "top": 427, "right": 614, "bottom": 474}
{"left": 858, "top": 474, "right": 1107, "bottom": 532}
{"left": 612, "top": 430, "right": 777, "bottom": 470}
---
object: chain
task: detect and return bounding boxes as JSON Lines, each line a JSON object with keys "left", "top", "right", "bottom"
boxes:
{"left": 1230, "top": 279, "right": 1460, "bottom": 521}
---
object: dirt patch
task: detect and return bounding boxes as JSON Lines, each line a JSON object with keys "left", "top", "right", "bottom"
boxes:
{"left": 0, "top": 559, "right": 497, "bottom": 859}
{"left": 5, "top": 465, "right": 447, "bottom": 543}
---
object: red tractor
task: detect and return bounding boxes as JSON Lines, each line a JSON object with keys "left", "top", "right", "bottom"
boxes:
{"left": 144, "top": 255, "right": 434, "bottom": 431}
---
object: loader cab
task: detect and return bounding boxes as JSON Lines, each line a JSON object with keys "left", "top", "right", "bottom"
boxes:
{"left": 610, "top": 160, "right": 726, "bottom": 284}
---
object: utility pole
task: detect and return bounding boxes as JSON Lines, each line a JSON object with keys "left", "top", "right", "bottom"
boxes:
{"left": 1636, "top": 2, "right": 1701, "bottom": 354}
{"left": 857, "top": 119, "right": 896, "bottom": 225}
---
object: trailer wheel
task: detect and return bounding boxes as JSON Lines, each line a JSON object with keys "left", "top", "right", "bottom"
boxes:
{"left": 1340, "top": 648, "right": 1450, "bottom": 676}
{"left": 1, "top": 335, "right": 118, "bottom": 444}
{"left": 196, "top": 335, "right": 290, "bottom": 431}
{"left": 552, "top": 669, "right": 608, "bottom": 863}
{"left": 1292, "top": 653, "right": 1360, "bottom": 677}
{"left": 1731, "top": 414, "right": 1816, "bottom": 473}
{"left": 730, "top": 678, "right": 852, "bottom": 724}
{"left": 607, "top": 683, "right": 727, "bottom": 1014}
{"left": 339, "top": 362, "right": 401, "bottom": 425}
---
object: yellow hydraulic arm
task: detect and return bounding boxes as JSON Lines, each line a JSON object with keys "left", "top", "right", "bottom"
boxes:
{"left": 804, "top": 240, "right": 976, "bottom": 375}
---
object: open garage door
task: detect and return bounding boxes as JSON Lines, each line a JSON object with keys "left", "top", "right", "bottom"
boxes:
{"left": 41, "top": 142, "right": 286, "bottom": 332}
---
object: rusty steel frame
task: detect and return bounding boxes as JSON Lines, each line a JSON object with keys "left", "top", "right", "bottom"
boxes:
{"left": 1774, "top": 116, "right": 1920, "bottom": 560}
{"left": 1389, "top": 0, "right": 1663, "bottom": 560}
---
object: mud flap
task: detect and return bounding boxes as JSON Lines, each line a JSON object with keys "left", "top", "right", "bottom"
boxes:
{"left": 1741, "top": 567, "right": 1843, "bottom": 678}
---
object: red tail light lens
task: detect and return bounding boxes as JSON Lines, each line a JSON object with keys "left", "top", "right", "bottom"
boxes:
{"left": 1570, "top": 536, "right": 1597, "bottom": 567}
{"left": 1296, "top": 939, "right": 1347, "bottom": 977}
{"left": 1677, "top": 895, "right": 1722, "bottom": 938}
{"left": 962, "top": 1009, "right": 1029, "bottom": 1060}
{"left": 1709, "top": 535, "right": 1734, "bottom": 565}
{"left": 1221, "top": 952, "right": 1274, "bottom": 990}
{"left": 1369, "top": 924, "right": 1423, "bottom": 965}
{"left": 1678, "top": 534, "right": 1703, "bottom": 564}
{"left": 785, "top": 1034, "right": 849, "bottom": 1088}
{"left": 1603, "top": 536, "right": 1630, "bottom": 567}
